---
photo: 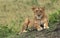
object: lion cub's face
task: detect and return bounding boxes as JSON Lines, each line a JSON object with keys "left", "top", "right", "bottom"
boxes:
{"left": 32, "top": 7, "right": 45, "bottom": 19}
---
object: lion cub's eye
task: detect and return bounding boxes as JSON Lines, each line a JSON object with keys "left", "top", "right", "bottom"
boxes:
{"left": 40, "top": 10, "right": 42, "bottom": 13}
{"left": 36, "top": 10, "right": 39, "bottom": 12}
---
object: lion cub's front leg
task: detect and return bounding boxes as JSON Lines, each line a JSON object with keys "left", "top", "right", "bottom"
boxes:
{"left": 21, "top": 18, "right": 30, "bottom": 33}
{"left": 44, "top": 19, "right": 49, "bottom": 29}
{"left": 34, "top": 21, "right": 43, "bottom": 31}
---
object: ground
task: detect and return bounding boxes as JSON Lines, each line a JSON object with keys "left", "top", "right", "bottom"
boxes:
{"left": 9, "top": 22, "right": 60, "bottom": 38}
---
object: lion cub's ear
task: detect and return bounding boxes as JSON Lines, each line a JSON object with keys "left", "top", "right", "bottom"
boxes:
{"left": 32, "top": 7, "right": 39, "bottom": 12}
{"left": 32, "top": 7, "right": 36, "bottom": 11}
{"left": 41, "top": 7, "right": 45, "bottom": 11}
{"left": 32, "top": 6, "right": 38, "bottom": 11}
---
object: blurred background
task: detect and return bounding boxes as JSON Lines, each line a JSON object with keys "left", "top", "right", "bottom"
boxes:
{"left": 0, "top": 0, "right": 60, "bottom": 38}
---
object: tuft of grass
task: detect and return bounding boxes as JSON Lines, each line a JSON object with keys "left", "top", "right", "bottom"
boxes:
{"left": 31, "top": 0, "right": 39, "bottom": 6}
{"left": 47, "top": 10, "right": 60, "bottom": 31}
{"left": 50, "top": 0, "right": 58, "bottom": 4}
{"left": 0, "top": 24, "right": 15, "bottom": 38}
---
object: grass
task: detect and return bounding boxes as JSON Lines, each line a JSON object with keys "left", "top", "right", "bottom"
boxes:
{"left": 47, "top": 10, "right": 60, "bottom": 32}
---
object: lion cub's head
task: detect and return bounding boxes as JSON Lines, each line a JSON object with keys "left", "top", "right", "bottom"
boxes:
{"left": 32, "top": 6, "right": 45, "bottom": 19}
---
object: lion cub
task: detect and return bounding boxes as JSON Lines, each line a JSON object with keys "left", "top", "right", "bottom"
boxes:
{"left": 21, "top": 6, "right": 49, "bottom": 33}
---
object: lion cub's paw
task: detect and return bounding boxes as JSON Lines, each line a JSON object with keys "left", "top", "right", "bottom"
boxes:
{"left": 37, "top": 27, "right": 43, "bottom": 31}
{"left": 22, "top": 30, "right": 27, "bottom": 33}
{"left": 44, "top": 26, "right": 49, "bottom": 29}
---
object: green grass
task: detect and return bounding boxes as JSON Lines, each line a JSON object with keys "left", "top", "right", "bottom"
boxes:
{"left": 47, "top": 10, "right": 60, "bottom": 31}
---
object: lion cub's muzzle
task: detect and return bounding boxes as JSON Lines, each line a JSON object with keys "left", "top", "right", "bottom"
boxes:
{"left": 35, "top": 15, "right": 42, "bottom": 19}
